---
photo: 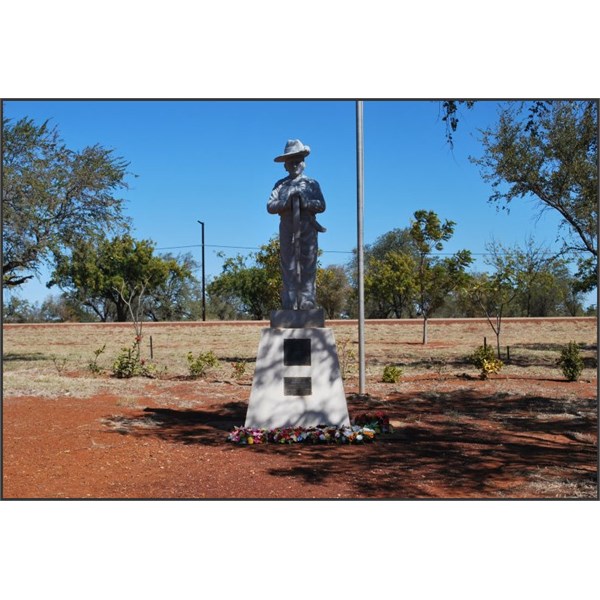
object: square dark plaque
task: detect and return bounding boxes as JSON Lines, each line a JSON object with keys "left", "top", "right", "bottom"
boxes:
{"left": 283, "top": 377, "right": 312, "bottom": 396}
{"left": 283, "top": 339, "right": 311, "bottom": 366}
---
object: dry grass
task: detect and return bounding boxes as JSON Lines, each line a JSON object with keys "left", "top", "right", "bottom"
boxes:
{"left": 2, "top": 318, "right": 597, "bottom": 398}
{"left": 516, "top": 467, "right": 598, "bottom": 498}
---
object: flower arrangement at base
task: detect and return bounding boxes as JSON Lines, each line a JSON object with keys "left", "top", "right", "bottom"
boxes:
{"left": 351, "top": 411, "right": 392, "bottom": 434}
{"left": 227, "top": 413, "right": 392, "bottom": 445}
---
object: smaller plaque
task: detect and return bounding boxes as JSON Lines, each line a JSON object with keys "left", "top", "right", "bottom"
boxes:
{"left": 284, "top": 377, "right": 312, "bottom": 396}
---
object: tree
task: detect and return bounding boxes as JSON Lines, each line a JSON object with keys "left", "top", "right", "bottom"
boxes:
{"left": 317, "top": 265, "right": 351, "bottom": 319}
{"left": 2, "top": 117, "right": 131, "bottom": 288}
{"left": 143, "top": 253, "right": 201, "bottom": 321}
{"left": 39, "top": 294, "right": 96, "bottom": 322}
{"left": 2, "top": 295, "right": 39, "bottom": 323}
{"left": 409, "top": 210, "right": 472, "bottom": 343}
{"left": 471, "top": 101, "right": 598, "bottom": 291}
{"left": 507, "top": 238, "right": 587, "bottom": 317}
{"left": 469, "top": 241, "right": 520, "bottom": 358}
{"left": 439, "top": 100, "right": 476, "bottom": 148}
{"left": 207, "top": 238, "right": 281, "bottom": 320}
{"left": 48, "top": 234, "right": 182, "bottom": 322}
{"left": 364, "top": 251, "right": 416, "bottom": 318}
{"left": 349, "top": 227, "right": 419, "bottom": 318}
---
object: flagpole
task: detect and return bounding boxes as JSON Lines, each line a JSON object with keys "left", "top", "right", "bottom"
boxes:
{"left": 356, "top": 100, "right": 366, "bottom": 395}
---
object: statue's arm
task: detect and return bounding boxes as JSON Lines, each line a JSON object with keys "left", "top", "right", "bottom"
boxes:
{"left": 267, "top": 179, "right": 290, "bottom": 214}
{"left": 301, "top": 180, "right": 326, "bottom": 214}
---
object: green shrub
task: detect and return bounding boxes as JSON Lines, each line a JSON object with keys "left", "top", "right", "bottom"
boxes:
{"left": 231, "top": 361, "right": 247, "bottom": 380}
{"left": 557, "top": 341, "right": 584, "bottom": 382}
{"left": 187, "top": 350, "right": 219, "bottom": 379}
{"left": 88, "top": 344, "right": 106, "bottom": 374}
{"left": 469, "top": 345, "right": 503, "bottom": 380}
{"left": 382, "top": 365, "right": 403, "bottom": 383}
{"left": 112, "top": 342, "right": 155, "bottom": 379}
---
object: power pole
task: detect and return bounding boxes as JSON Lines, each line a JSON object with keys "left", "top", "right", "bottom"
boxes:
{"left": 197, "top": 220, "right": 206, "bottom": 322}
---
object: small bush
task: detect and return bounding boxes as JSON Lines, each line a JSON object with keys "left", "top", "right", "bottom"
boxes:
{"left": 469, "top": 346, "right": 503, "bottom": 380}
{"left": 88, "top": 344, "right": 106, "bottom": 374}
{"left": 187, "top": 350, "right": 219, "bottom": 379}
{"left": 112, "top": 342, "right": 155, "bottom": 379}
{"left": 52, "top": 356, "right": 68, "bottom": 375}
{"left": 337, "top": 337, "right": 356, "bottom": 380}
{"left": 557, "top": 341, "right": 584, "bottom": 382}
{"left": 231, "top": 361, "right": 247, "bottom": 380}
{"left": 382, "top": 365, "right": 403, "bottom": 383}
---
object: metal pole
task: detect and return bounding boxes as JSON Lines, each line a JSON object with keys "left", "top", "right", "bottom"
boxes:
{"left": 198, "top": 220, "right": 206, "bottom": 322}
{"left": 356, "top": 101, "right": 366, "bottom": 395}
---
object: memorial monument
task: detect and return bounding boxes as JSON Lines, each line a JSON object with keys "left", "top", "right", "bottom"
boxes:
{"left": 244, "top": 140, "right": 350, "bottom": 429}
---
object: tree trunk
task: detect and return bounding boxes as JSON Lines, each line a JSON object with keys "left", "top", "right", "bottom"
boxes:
{"left": 422, "top": 316, "right": 428, "bottom": 345}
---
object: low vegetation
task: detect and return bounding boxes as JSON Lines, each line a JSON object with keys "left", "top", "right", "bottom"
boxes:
{"left": 382, "top": 365, "right": 403, "bottom": 383}
{"left": 468, "top": 345, "right": 504, "bottom": 380}
{"left": 2, "top": 318, "right": 596, "bottom": 397}
{"left": 557, "top": 341, "right": 585, "bottom": 382}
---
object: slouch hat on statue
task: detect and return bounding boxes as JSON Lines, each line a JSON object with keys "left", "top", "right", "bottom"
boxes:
{"left": 274, "top": 139, "right": 311, "bottom": 162}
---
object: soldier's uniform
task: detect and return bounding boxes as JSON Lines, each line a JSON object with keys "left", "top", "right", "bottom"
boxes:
{"left": 267, "top": 173, "right": 325, "bottom": 309}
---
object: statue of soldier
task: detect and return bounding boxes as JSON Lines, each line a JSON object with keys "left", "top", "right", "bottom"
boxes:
{"left": 267, "top": 140, "right": 326, "bottom": 310}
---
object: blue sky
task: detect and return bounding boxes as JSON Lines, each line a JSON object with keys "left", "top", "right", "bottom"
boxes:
{"left": 4, "top": 99, "right": 580, "bottom": 306}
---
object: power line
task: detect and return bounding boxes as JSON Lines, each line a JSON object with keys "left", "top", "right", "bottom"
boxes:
{"left": 156, "top": 243, "right": 356, "bottom": 254}
{"left": 156, "top": 243, "right": 562, "bottom": 258}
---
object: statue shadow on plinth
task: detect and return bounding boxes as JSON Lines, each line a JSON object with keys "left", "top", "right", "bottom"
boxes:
{"left": 245, "top": 309, "right": 350, "bottom": 429}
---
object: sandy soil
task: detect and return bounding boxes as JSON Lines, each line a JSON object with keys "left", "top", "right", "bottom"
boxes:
{"left": 3, "top": 372, "right": 597, "bottom": 499}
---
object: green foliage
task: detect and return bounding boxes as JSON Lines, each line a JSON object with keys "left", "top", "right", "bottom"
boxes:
{"left": 349, "top": 228, "right": 418, "bottom": 318}
{"left": 409, "top": 210, "right": 473, "bottom": 342}
{"left": 382, "top": 365, "right": 403, "bottom": 383}
{"left": 2, "top": 117, "right": 130, "bottom": 288}
{"left": 143, "top": 252, "right": 201, "bottom": 321}
{"left": 364, "top": 251, "right": 416, "bottom": 318}
{"left": 49, "top": 234, "right": 190, "bottom": 322}
{"left": 471, "top": 101, "right": 597, "bottom": 289}
{"left": 469, "top": 240, "right": 520, "bottom": 357}
{"left": 2, "top": 295, "right": 39, "bottom": 323}
{"left": 88, "top": 344, "right": 106, "bottom": 374}
{"left": 557, "top": 341, "right": 584, "bottom": 382}
{"left": 507, "top": 238, "right": 587, "bottom": 317}
{"left": 187, "top": 350, "right": 219, "bottom": 379}
{"left": 355, "top": 220, "right": 472, "bottom": 324}
{"left": 316, "top": 265, "right": 351, "bottom": 319}
{"left": 230, "top": 361, "right": 247, "bottom": 380}
{"left": 469, "top": 345, "right": 503, "bottom": 380}
{"left": 207, "top": 238, "right": 281, "bottom": 320}
{"left": 112, "top": 346, "right": 140, "bottom": 378}
{"left": 39, "top": 294, "right": 97, "bottom": 322}
{"left": 112, "top": 340, "right": 155, "bottom": 378}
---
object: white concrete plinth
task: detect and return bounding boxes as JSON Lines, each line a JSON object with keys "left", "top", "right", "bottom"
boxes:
{"left": 245, "top": 327, "right": 350, "bottom": 429}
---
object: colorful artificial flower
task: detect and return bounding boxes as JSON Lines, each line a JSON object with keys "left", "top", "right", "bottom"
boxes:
{"left": 227, "top": 412, "right": 392, "bottom": 445}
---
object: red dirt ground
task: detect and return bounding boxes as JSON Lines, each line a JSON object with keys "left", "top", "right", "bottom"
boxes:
{"left": 3, "top": 373, "right": 597, "bottom": 499}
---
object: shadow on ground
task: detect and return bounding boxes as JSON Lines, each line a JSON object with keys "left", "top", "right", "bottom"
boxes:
{"left": 2, "top": 352, "right": 48, "bottom": 361}
{"left": 100, "top": 388, "right": 597, "bottom": 498}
